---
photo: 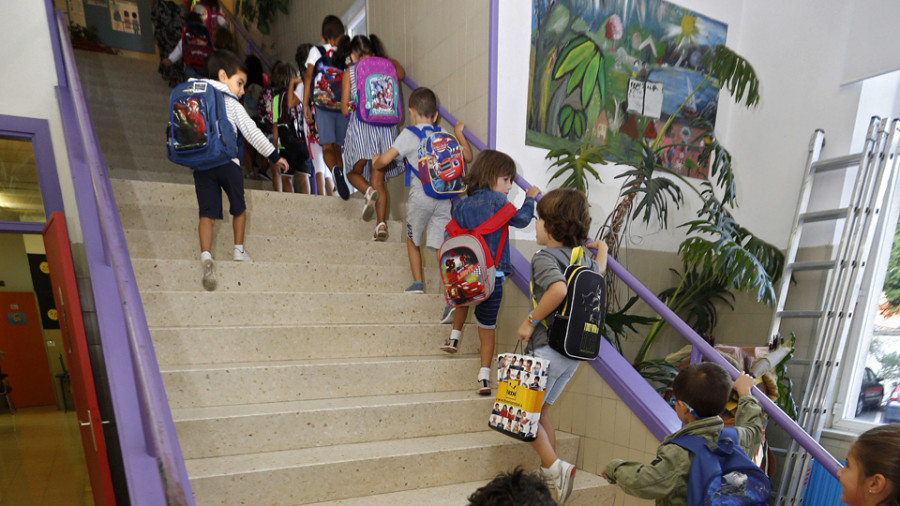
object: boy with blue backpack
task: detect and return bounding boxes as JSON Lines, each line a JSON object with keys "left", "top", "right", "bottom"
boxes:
{"left": 167, "top": 50, "right": 289, "bottom": 291}
{"left": 603, "top": 363, "right": 769, "bottom": 506}
{"left": 372, "top": 87, "right": 472, "bottom": 302}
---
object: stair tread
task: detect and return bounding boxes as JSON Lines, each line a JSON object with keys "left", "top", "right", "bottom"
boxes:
{"left": 185, "top": 431, "right": 579, "bottom": 477}
{"left": 171, "top": 390, "right": 487, "bottom": 420}
{"left": 160, "top": 354, "right": 478, "bottom": 373}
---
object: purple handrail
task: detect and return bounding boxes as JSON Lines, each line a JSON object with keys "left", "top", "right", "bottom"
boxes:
{"left": 606, "top": 256, "right": 842, "bottom": 476}
{"left": 55, "top": 12, "right": 195, "bottom": 505}
{"left": 220, "top": 6, "right": 273, "bottom": 71}
{"left": 400, "top": 67, "right": 840, "bottom": 479}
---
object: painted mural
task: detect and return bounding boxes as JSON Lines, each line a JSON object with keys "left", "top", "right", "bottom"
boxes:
{"left": 527, "top": 0, "right": 727, "bottom": 177}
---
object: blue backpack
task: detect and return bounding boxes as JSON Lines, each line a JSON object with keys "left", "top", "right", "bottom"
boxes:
{"left": 167, "top": 80, "right": 240, "bottom": 171}
{"left": 669, "top": 427, "right": 771, "bottom": 506}
{"left": 405, "top": 125, "right": 467, "bottom": 199}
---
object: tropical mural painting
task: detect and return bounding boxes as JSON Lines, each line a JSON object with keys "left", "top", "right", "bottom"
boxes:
{"left": 527, "top": 0, "right": 728, "bottom": 178}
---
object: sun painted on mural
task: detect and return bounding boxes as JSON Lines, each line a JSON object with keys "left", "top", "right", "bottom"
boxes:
{"left": 527, "top": 0, "right": 727, "bottom": 177}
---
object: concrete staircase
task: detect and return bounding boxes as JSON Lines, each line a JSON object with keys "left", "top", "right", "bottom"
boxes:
{"left": 75, "top": 50, "right": 615, "bottom": 504}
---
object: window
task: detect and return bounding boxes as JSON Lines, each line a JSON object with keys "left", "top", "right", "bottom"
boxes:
{"left": 830, "top": 69, "right": 900, "bottom": 432}
{"left": 0, "top": 137, "right": 44, "bottom": 223}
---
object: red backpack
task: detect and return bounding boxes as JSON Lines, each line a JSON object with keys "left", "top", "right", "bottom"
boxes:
{"left": 438, "top": 203, "right": 517, "bottom": 307}
{"left": 181, "top": 22, "right": 211, "bottom": 70}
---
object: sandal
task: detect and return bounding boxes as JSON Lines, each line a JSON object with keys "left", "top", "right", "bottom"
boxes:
{"left": 373, "top": 222, "right": 388, "bottom": 241}
{"left": 362, "top": 187, "right": 379, "bottom": 222}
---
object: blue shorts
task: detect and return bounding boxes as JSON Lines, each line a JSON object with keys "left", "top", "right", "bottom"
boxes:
{"left": 314, "top": 106, "right": 349, "bottom": 146}
{"left": 472, "top": 277, "right": 504, "bottom": 329}
{"left": 533, "top": 344, "right": 579, "bottom": 405}
{"left": 193, "top": 161, "right": 245, "bottom": 219}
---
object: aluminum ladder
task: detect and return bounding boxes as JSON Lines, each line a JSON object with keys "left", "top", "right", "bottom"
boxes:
{"left": 773, "top": 117, "right": 900, "bottom": 504}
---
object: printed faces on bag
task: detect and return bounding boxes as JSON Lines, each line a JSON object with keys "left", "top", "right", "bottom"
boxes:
{"left": 489, "top": 353, "right": 550, "bottom": 442}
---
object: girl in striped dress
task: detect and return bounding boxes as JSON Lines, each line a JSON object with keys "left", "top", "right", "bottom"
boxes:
{"left": 339, "top": 35, "right": 405, "bottom": 238}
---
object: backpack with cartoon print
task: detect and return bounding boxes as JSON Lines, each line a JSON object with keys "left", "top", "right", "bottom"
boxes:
{"left": 167, "top": 80, "right": 239, "bottom": 170}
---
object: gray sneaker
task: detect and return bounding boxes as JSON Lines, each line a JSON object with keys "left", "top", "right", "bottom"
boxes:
{"left": 554, "top": 460, "right": 576, "bottom": 505}
{"left": 201, "top": 257, "right": 217, "bottom": 291}
{"left": 440, "top": 305, "right": 455, "bottom": 324}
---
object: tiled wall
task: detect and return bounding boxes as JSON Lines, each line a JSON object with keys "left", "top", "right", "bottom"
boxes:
{"left": 367, "top": 0, "right": 490, "bottom": 144}
{"left": 271, "top": 0, "right": 356, "bottom": 68}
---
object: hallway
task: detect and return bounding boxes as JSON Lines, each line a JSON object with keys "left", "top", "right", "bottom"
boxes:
{"left": 0, "top": 406, "right": 93, "bottom": 505}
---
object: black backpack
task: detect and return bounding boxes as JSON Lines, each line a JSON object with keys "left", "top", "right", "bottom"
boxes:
{"left": 537, "top": 247, "right": 605, "bottom": 360}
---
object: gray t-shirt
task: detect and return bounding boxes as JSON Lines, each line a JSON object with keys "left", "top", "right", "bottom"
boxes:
{"left": 530, "top": 247, "right": 600, "bottom": 349}
{"left": 391, "top": 123, "right": 442, "bottom": 198}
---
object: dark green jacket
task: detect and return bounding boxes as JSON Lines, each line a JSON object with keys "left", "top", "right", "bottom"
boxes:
{"left": 604, "top": 395, "right": 764, "bottom": 506}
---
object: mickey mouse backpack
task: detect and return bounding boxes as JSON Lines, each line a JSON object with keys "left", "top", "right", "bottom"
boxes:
{"left": 354, "top": 56, "right": 402, "bottom": 125}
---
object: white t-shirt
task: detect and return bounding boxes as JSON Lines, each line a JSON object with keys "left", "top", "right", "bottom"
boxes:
{"left": 391, "top": 123, "right": 443, "bottom": 196}
{"left": 305, "top": 44, "right": 337, "bottom": 69}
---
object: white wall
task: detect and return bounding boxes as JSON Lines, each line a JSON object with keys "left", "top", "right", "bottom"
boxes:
{"left": 496, "top": 0, "right": 890, "bottom": 253}
{"left": 2, "top": 2, "right": 81, "bottom": 242}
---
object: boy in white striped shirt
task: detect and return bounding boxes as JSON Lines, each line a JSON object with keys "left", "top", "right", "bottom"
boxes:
{"left": 194, "top": 50, "right": 289, "bottom": 290}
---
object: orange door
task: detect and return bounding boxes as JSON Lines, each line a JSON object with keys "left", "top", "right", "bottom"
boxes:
{"left": 43, "top": 213, "right": 116, "bottom": 505}
{"left": 0, "top": 292, "right": 55, "bottom": 407}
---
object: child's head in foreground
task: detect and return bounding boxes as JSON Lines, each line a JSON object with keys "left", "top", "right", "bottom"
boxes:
{"left": 467, "top": 467, "right": 555, "bottom": 506}
{"left": 535, "top": 189, "right": 591, "bottom": 248}
{"left": 463, "top": 150, "right": 517, "bottom": 196}
{"left": 839, "top": 424, "right": 900, "bottom": 506}
{"left": 206, "top": 50, "right": 248, "bottom": 97}
{"left": 671, "top": 362, "right": 732, "bottom": 423}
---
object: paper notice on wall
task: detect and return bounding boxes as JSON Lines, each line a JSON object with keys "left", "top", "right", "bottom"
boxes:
{"left": 626, "top": 79, "right": 664, "bottom": 119}
{"left": 626, "top": 79, "right": 645, "bottom": 116}
{"left": 109, "top": 0, "right": 141, "bottom": 34}
{"left": 643, "top": 81, "right": 664, "bottom": 119}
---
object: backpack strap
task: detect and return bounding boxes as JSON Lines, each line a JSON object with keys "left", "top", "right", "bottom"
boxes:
{"left": 404, "top": 125, "right": 435, "bottom": 185}
{"left": 476, "top": 203, "right": 518, "bottom": 269}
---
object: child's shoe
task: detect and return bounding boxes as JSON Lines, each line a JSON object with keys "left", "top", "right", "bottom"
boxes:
{"left": 541, "top": 459, "right": 576, "bottom": 505}
{"left": 373, "top": 222, "right": 388, "bottom": 241}
{"left": 439, "top": 305, "right": 455, "bottom": 324}
{"left": 200, "top": 253, "right": 217, "bottom": 291}
{"left": 333, "top": 165, "right": 350, "bottom": 200}
{"left": 362, "top": 186, "right": 379, "bottom": 221}
{"left": 440, "top": 337, "right": 459, "bottom": 353}
{"left": 233, "top": 246, "right": 253, "bottom": 262}
{"left": 405, "top": 281, "right": 424, "bottom": 294}
{"left": 477, "top": 367, "right": 491, "bottom": 395}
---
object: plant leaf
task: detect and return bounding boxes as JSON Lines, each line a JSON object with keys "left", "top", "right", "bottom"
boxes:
{"left": 702, "top": 44, "right": 760, "bottom": 108}
{"left": 553, "top": 36, "right": 593, "bottom": 79}
{"left": 581, "top": 52, "right": 601, "bottom": 107}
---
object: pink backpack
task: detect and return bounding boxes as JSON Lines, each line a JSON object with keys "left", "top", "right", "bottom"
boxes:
{"left": 354, "top": 57, "right": 402, "bottom": 125}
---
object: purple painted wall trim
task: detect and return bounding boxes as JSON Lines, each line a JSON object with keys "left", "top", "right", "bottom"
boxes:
{"left": 44, "top": 0, "right": 66, "bottom": 89}
{"left": 402, "top": 76, "right": 488, "bottom": 152}
{"left": 488, "top": 0, "right": 499, "bottom": 149}
{"left": 0, "top": 115, "right": 65, "bottom": 220}
{"left": 0, "top": 221, "right": 45, "bottom": 234}
{"left": 50, "top": 5, "right": 195, "bottom": 504}
{"left": 606, "top": 256, "right": 843, "bottom": 477}
{"left": 221, "top": 6, "right": 273, "bottom": 70}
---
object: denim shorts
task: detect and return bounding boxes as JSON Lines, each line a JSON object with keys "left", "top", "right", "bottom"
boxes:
{"left": 314, "top": 106, "right": 349, "bottom": 146}
{"left": 472, "top": 277, "right": 504, "bottom": 329}
{"left": 532, "top": 344, "right": 580, "bottom": 405}
{"left": 193, "top": 161, "right": 245, "bottom": 219}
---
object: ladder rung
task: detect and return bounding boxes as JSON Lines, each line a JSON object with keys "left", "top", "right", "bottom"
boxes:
{"left": 788, "top": 260, "right": 837, "bottom": 272}
{"left": 799, "top": 208, "right": 850, "bottom": 223}
{"left": 811, "top": 153, "right": 862, "bottom": 173}
{"left": 778, "top": 310, "right": 824, "bottom": 318}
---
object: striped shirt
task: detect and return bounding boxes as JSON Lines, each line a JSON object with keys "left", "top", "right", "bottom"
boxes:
{"left": 200, "top": 79, "right": 279, "bottom": 164}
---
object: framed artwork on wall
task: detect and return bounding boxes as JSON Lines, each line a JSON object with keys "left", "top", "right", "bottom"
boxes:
{"left": 527, "top": 0, "right": 727, "bottom": 177}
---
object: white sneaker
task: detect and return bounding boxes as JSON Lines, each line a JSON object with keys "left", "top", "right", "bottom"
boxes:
{"left": 233, "top": 247, "right": 253, "bottom": 262}
{"left": 545, "top": 460, "right": 576, "bottom": 505}
{"left": 201, "top": 257, "right": 217, "bottom": 291}
{"left": 477, "top": 367, "right": 491, "bottom": 395}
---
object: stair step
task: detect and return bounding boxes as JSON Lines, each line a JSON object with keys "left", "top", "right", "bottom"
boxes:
{"left": 132, "top": 258, "right": 443, "bottom": 293}
{"left": 123, "top": 228, "right": 412, "bottom": 265}
{"left": 161, "top": 355, "right": 482, "bottom": 408}
{"left": 107, "top": 169, "right": 270, "bottom": 190}
{"left": 151, "top": 323, "right": 478, "bottom": 366}
{"left": 305, "top": 473, "right": 615, "bottom": 506}
{"left": 113, "top": 178, "right": 359, "bottom": 214}
{"left": 185, "top": 431, "right": 580, "bottom": 505}
{"left": 141, "top": 291, "right": 446, "bottom": 327}
{"left": 118, "top": 203, "right": 406, "bottom": 242}
{"left": 173, "top": 391, "right": 493, "bottom": 458}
